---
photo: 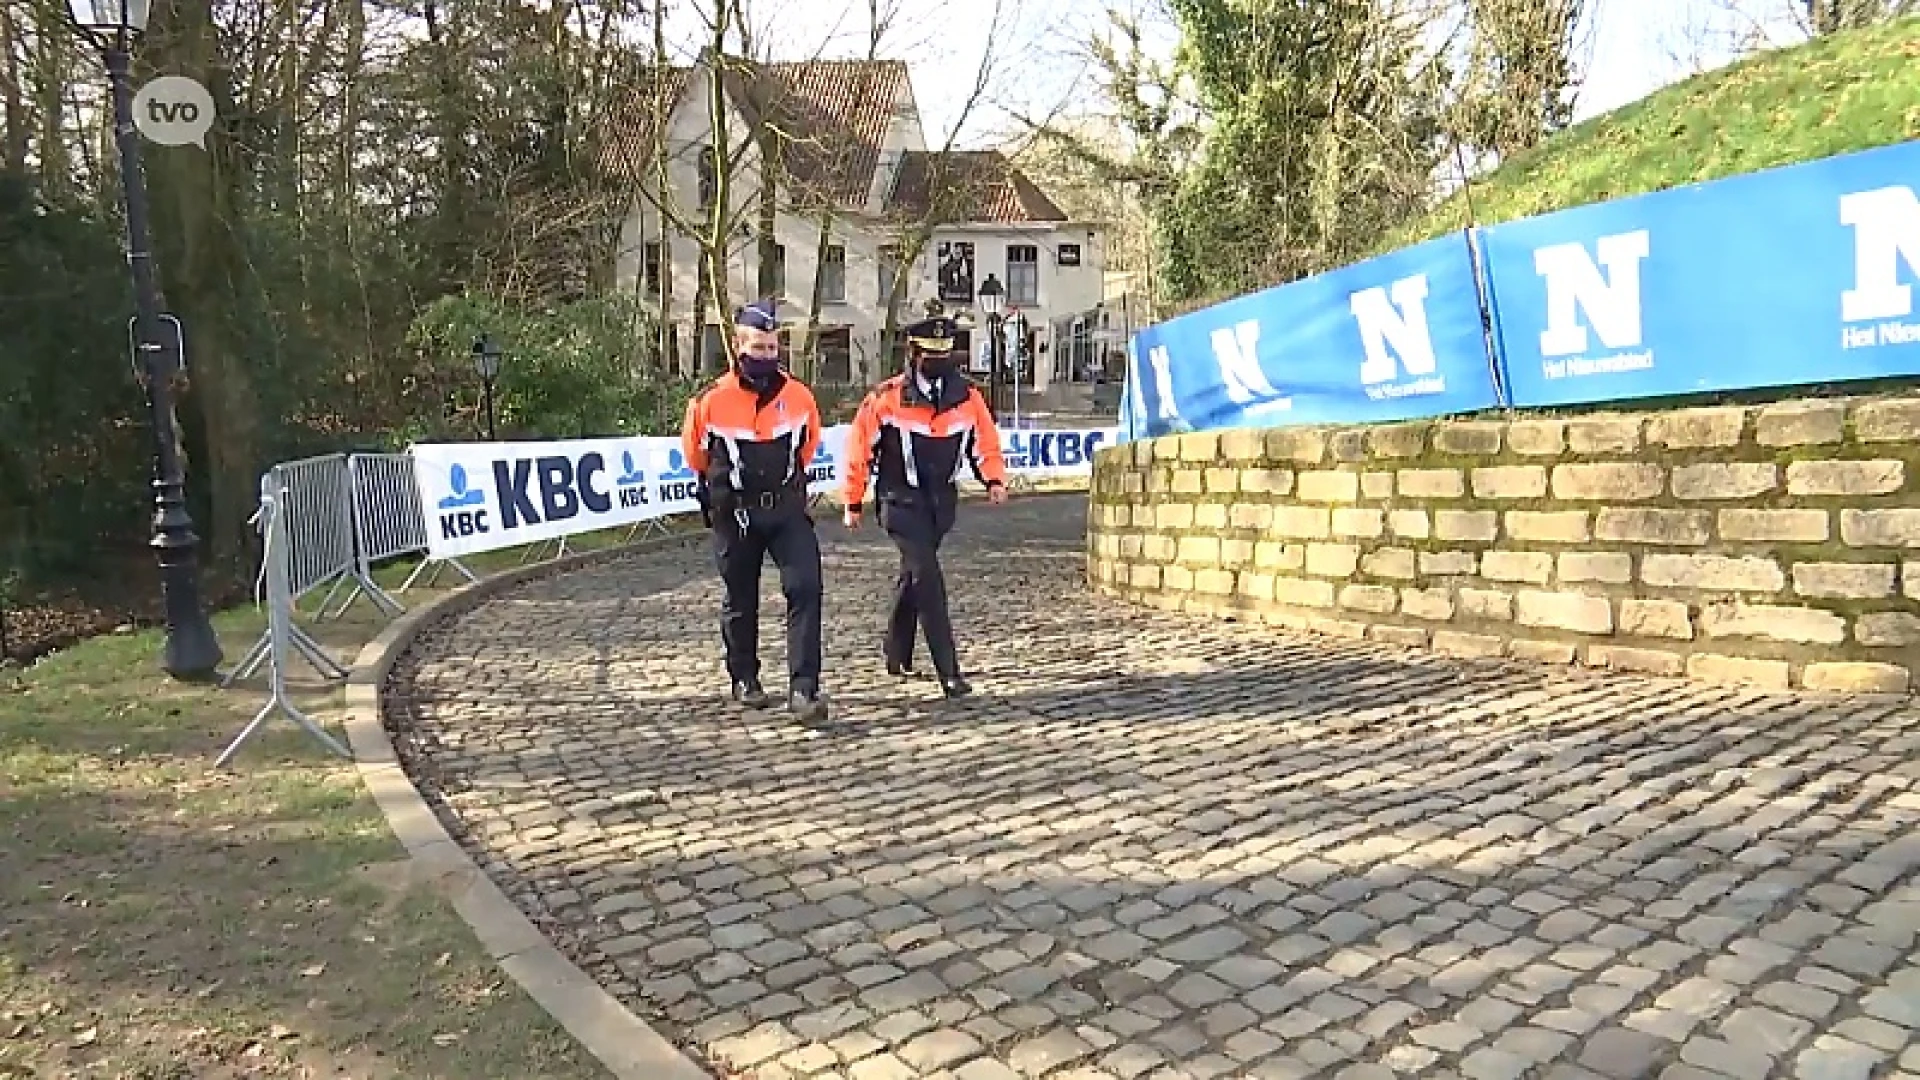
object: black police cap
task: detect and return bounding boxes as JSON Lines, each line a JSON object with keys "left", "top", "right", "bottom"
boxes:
{"left": 905, "top": 317, "right": 956, "bottom": 353}
{"left": 734, "top": 300, "right": 779, "bottom": 332}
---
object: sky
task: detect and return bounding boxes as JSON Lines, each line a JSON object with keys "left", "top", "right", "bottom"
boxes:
{"left": 659, "top": 0, "right": 1816, "bottom": 149}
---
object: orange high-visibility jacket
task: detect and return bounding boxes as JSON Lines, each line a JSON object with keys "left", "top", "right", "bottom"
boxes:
{"left": 842, "top": 373, "right": 1006, "bottom": 505}
{"left": 681, "top": 371, "right": 822, "bottom": 498}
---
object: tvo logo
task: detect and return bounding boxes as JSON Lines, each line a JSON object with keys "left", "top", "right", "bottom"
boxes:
{"left": 131, "top": 76, "right": 216, "bottom": 149}
{"left": 1006, "top": 430, "right": 1107, "bottom": 471}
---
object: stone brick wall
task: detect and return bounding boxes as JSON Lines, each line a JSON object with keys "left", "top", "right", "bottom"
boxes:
{"left": 1087, "top": 396, "right": 1920, "bottom": 695}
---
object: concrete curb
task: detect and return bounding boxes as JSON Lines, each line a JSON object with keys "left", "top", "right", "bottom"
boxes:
{"left": 341, "top": 532, "right": 714, "bottom": 1080}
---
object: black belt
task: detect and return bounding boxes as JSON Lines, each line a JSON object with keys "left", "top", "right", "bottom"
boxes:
{"left": 722, "top": 487, "right": 800, "bottom": 511}
{"left": 880, "top": 484, "right": 957, "bottom": 505}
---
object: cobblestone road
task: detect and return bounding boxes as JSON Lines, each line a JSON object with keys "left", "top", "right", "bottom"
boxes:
{"left": 386, "top": 494, "right": 1920, "bottom": 1080}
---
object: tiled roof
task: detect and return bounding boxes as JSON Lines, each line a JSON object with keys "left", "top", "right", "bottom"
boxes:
{"left": 599, "top": 57, "right": 910, "bottom": 211}
{"left": 758, "top": 60, "right": 909, "bottom": 208}
{"left": 596, "top": 65, "right": 689, "bottom": 183}
{"left": 884, "top": 150, "right": 1068, "bottom": 224}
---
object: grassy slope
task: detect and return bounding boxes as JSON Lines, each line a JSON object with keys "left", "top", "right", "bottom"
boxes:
{"left": 1384, "top": 16, "right": 1920, "bottom": 252}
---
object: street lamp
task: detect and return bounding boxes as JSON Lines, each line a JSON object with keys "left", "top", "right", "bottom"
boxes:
{"left": 977, "top": 274, "right": 1005, "bottom": 416}
{"left": 471, "top": 335, "right": 502, "bottom": 440}
{"left": 69, "top": 0, "right": 223, "bottom": 681}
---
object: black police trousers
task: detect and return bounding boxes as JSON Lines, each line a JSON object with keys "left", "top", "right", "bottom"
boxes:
{"left": 879, "top": 487, "right": 963, "bottom": 679}
{"left": 711, "top": 501, "right": 823, "bottom": 693}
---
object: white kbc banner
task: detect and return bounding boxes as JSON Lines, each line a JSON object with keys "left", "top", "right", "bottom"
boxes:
{"left": 411, "top": 424, "right": 1112, "bottom": 559}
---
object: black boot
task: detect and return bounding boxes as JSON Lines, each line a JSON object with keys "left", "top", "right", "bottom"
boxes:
{"left": 789, "top": 686, "right": 829, "bottom": 725}
{"left": 940, "top": 674, "right": 972, "bottom": 699}
{"left": 886, "top": 656, "right": 918, "bottom": 678}
{"left": 732, "top": 679, "right": 770, "bottom": 708}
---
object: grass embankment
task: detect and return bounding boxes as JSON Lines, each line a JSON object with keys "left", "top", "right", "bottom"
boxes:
{"left": 1386, "top": 15, "right": 1920, "bottom": 251}
{"left": 0, "top": 524, "right": 672, "bottom": 1079}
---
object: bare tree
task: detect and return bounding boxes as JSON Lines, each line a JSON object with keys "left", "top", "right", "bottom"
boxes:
{"left": 871, "top": 0, "right": 1019, "bottom": 371}
{"left": 22, "top": 0, "right": 73, "bottom": 199}
{"left": 1797, "top": 0, "right": 1916, "bottom": 33}
{"left": 1657, "top": 0, "right": 1775, "bottom": 74}
{"left": 1697, "top": 0, "right": 1913, "bottom": 46}
{"left": 789, "top": 0, "right": 904, "bottom": 381}
{"left": 622, "top": 0, "right": 761, "bottom": 374}
{"left": 606, "top": 0, "right": 1024, "bottom": 381}
{"left": 604, "top": 0, "right": 861, "bottom": 376}
{"left": 1449, "top": 0, "right": 1586, "bottom": 160}
{"left": 1000, "top": 5, "right": 1209, "bottom": 315}
{"left": 1, "top": 0, "right": 26, "bottom": 173}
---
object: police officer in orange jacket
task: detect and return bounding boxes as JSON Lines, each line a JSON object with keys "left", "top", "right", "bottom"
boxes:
{"left": 682, "top": 301, "right": 829, "bottom": 723}
{"left": 841, "top": 316, "right": 1008, "bottom": 698}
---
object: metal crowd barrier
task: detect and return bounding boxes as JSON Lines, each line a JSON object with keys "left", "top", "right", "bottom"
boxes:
{"left": 213, "top": 446, "right": 520, "bottom": 765}
{"left": 623, "top": 517, "right": 676, "bottom": 542}
{"left": 326, "top": 452, "right": 475, "bottom": 615}
{"left": 215, "top": 471, "right": 353, "bottom": 768}
{"left": 521, "top": 535, "right": 572, "bottom": 563}
{"left": 223, "top": 454, "right": 363, "bottom": 691}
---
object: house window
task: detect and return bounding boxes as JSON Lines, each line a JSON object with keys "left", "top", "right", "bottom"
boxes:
{"left": 772, "top": 244, "right": 786, "bottom": 296}
{"left": 877, "top": 245, "right": 900, "bottom": 308}
{"left": 821, "top": 245, "right": 846, "bottom": 303}
{"left": 696, "top": 145, "right": 716, "bottom": 209}
{"left": 1058, "top": 243, "right": 1081, "bottom": 266}
{"left": 819, "top": 328, "right": 852, "bottom": 384}
{"left": 1007, "top": 244, "right": 1039, "bottom": 306}
{"left": 643, "top": 241, "right": 662, "bottom": 296}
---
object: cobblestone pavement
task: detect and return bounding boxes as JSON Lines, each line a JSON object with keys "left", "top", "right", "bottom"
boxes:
{"left": 386, "top": 494, "right": 1920, "bottom": 1080}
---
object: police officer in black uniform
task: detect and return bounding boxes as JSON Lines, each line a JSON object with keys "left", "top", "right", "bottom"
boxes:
{"left": 681, "top": 302, "right": 830, "bottom": 723}
{"left": 841, "top": 316, "right": 1010, "bottom": 697}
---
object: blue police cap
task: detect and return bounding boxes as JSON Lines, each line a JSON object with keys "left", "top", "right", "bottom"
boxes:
{"left": 735, "top": 300, "right": 778, "bottom": 331}
{"left": 906, "top": 317, "right": 956, "bottom": 352}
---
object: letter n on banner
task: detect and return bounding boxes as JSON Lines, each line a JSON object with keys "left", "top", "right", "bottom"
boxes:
{"left": 1480, "top": 138, "right": 1920, "bottom": 407}
{"left": 1478, "top": 196, "right": 1663, "bottom": 408}
{"left": 1839, "top": 184, "right": 1920, "bottom": 323}
{"left": 1120, "top": 230, "right": 1499, "bottom": 434}
{"left": 1351, "top": 274, "right": 1436, "bottom": 386}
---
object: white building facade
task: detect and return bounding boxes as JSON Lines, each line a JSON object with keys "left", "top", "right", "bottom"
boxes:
{"left": 605, "top": 56, "right": 1105, "bottom": 390}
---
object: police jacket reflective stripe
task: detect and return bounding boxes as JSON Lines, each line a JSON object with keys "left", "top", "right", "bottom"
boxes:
{"left": 842, "top": 373, "right": 1006, "bottom": 503}
{"left": 682, "top": 370, "right": 823, "bottom": 499}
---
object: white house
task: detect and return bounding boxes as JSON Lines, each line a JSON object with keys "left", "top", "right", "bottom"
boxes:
{"left": 602, "top": 54, "right": 1106, "bottom": 390}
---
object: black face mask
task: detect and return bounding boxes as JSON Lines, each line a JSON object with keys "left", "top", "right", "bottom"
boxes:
{"left": 918, "top": 354, "right": 955, "bottom": 380}
{"left": 737, "top": 354, "right": 781, "bottom": 391}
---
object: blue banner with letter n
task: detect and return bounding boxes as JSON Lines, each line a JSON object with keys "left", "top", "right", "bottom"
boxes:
{"left": 1481, "top": 138, "right": 1920, "bottom": 409}
{"left": 1121, "top": 233, "right": 1503, "bottom": 440}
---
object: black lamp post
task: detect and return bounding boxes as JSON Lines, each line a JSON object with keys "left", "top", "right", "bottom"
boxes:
{"left": 69, "top": 0, "right": 222, "bottom": 680}
{"left": 977, "top": 274, "right": 1006, "bottom": 417}
{"left": 472, "top": 335, "right": 502, "bottom": 440}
